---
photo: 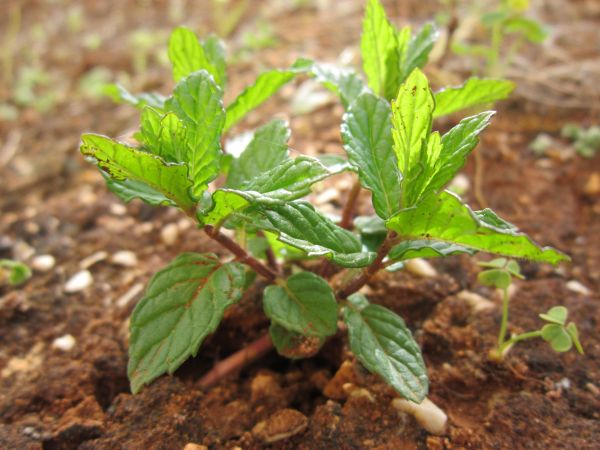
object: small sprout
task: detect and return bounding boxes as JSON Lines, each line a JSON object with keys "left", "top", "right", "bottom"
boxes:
{"left": 479, "top": 260, "right": 583, "bottom": 360}
{"left": 0, "top": 259, "right": 32, "bottom": 286}
{"left": 561, "top": 124, "right": 600, "bottom": 158}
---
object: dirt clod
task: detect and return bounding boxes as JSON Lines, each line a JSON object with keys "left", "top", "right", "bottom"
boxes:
{"left": 252, "top": 408, "right": 308, "bottom": 444}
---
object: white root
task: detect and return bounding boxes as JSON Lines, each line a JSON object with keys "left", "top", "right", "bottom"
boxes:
{"left": 392, "top": 397, "right": 448, "bottom": 435}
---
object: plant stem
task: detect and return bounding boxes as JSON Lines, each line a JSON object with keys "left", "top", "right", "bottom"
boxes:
{"left": 198, "top": 333, "right": 274, "bottom": 388}
{"left": 497, "top": 287, "right": 510, "bottom": 348}
{"left": 257, "top": 230, "right": 280, "bottom": 273}
{"left": 336, "top": 231, "right": 397, "bottom": 299}
{"left": 497, "top": 330, "right": 543, "bottom": 356}
{"left": 339, "top": 180, "right": 362, "bottom": 230}
{"left": 204, "top": 225, "right": 278, "bottom": 282}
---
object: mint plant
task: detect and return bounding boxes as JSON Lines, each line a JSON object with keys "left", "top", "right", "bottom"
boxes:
{"left": 479, "top": 258, "right": 583, "bottom": 361}
{"left": 81, "top": 0, "right": 567, "bottom": 404}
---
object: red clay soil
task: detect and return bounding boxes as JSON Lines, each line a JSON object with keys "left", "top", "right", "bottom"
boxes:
{"left": 1, "top": 0, "right": 599, "bottom": 448}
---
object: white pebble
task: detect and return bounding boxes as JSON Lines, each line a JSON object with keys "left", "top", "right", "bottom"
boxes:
{"left": 79, "top": 251, "right": 107, "bottom": 269}
{"left": 393, "top": 397, "right": 448, "bottom": 435}
{"left": 31, "top": 254, "right": 55, "bottom": 272}
{"left": 457, "top": 290, "right": 495, "bottom": 312}
{"left": 64, "top": 270, "right": 93, "bottom": 293}
{"left": 566, "top": 280, "right": 590, "bottom": 296}
{"left": 109, "top": 203, "right": 127, "bottom": 215}
{"left": 161, "top": 223, "right": 179, "bottom": 246}
{"left": 52, "top": 334, "right": 76, "bottom": 351}
{"left": 111, "top": 250, "right": 138, "bottom": 267}
{"left": 405, "top": 258, "right": 437, "bottom": 278}
{"left": 116, "top": 282, "right": 144, "bottom": 308}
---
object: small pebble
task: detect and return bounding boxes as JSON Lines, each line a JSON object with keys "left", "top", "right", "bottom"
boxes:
{"left": 405, "top": 258, "right": 437, "bottom": 278}
{"left": 182, "top": 444, "right": 208, "bottom": 450}
{"left": 111, "top": 250, "right": 138, "bottom": 267}
{"left": 457, "top": 290, "right": 495, "bottom": 312}
{"left": 65, "top": 270, "right": 93, "bottom": 293}
{"left": 115, "top": 283, "right": 144, "bottom": 308}
{"left": 52, "top": 334, "right": 76, "bottom": 351}
{"left": 584, "top": 173, "right": 600, "bottom": 196}
{"left": 109, "top": 203, "right": 127, "bottom": 215}
{"left": 252, "top": 409, "right": 308, "bottom": 444}
{"left": 13, "top": 240, "right": 35, "bottom": 261}
{"left": 566, "top": 280, "right": 590, "bottom": 296}
{"left": 80, "top": 251, "right": 107, "bottom": 269}
{"left": 31, "top": 254, "right": 55, "bottom": 272}
{"left": 161, "top": 223, "right": 180, "bottom": 246}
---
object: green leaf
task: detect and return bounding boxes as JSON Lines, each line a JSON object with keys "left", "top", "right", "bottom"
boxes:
{"left": 433, "top": 78, "right": 514, "bottom": 118}
{"left": 539, "top": 306, "right": 568, "bottom": 325}
{"left": 202, "top": 35, "right": 227, "bottom": 88}
{"left": 361, "top": 0, "right": 398, "bottom": 96}
{"left": 128, "top": 253, "right": 246, "bottom": 393}
{"left": 104, "top": 84, "right": 166, "bottom": 110}
{"left": 478, "top": 269, "right": 512, "bottom": 289}
{"left": 0, "top": 259, "right": 32, "bottom": 285}
{"left": 344, "top": 293, "right": 428, "bottom": 402}
{"left": 309, "top": 62, "right": 369, "bottom": 108}
{"left": 566, "top": 322, "right": 584, "bottom": 355}
{"left": 264, "top": 272, "right": 338, "bottom": 338}
{"left": 224, "top": 60, "right": 310, "bottom": 131}
{"left": 243, "top": 156, "right": 331, "bottom": 200}
{"left": 226, "top": 119, "right": 291, "bottom": 188}
{"left": 168, "top": 27, "right": 223, "bottom": 85}
{"left": 105, "top": 176, "right": 176, "bottom": 207}
{"left": 388, "top": 240, "right": 475, "bottom": 261}
{"left": 204, "top": 156, "right": 331, "bottom": 225}
{"left": 541, "top": 323, "right": 572, "bottom": 352}
{"left": 504, "top": 17, "right": 548, "bottom": 43}
{"left": 398, "top": 23, "right": 438, "bottom": 85}
{"left": 166, "top": 71, "right": 225, "bottom": 198}
{"left": 401, "top": 111, "right": 494, "bottom": 206}
{"left": 342, "top": 93, "right": 401, "bottom": 219}
{"left": 269, "top": 323, "right": 325, "bottom": 359}
{"left": 138, "top": 108, "right": 189, "bottom": 163}
{"left": 391, "top": 69, "right": 435, "bottom": 206}
{"left": 80, "top": 134, "right": 195, "bottom": 211}
{"left": 386, "top": 191, "right": 569, "bottom": 265}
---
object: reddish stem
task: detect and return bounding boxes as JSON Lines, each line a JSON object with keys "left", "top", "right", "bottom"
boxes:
{"left": 204, "top": 225, "right": 277, "bottom": 282}
{"left": 198, "top": 334, "right": 274, "bottom": 388}
{"left": 336, "top": 231, "right": 397, "bottom": 299}
{"left": 339, "top": 180, "right": 362, "bottom": 230}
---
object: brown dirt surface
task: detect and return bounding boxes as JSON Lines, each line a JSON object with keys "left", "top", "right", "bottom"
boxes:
{"left": 1, "top": 0, "right": 599, "bottom": 449}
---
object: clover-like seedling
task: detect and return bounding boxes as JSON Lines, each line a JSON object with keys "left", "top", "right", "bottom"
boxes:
{"left": 479, "top": 258, "right": 583, "bottom": 360}
{"left": 81, "top": 0, "right": 567, "bottom": 406}
{"left": 0, "top": 259, "right": 31, "bottom": 287}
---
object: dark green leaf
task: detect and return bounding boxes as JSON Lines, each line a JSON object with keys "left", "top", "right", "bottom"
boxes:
{"left": 389, "top": 240, "right": 475, "bottom": 261}
{"left": 226, "top": 119, "right": 291, "bottom": 188}
{"left": 105, "top": 176, "right": 176, "bottom": 207}
{"left": 264, "top": 272, "right": 338, "bottom": 338}
{"left": 386, "top": 191, "right": 569, "bottom": 264}
{"left": 344, "top": 293, "right": 428, "bottom": 402}
{"left": 361, "top": 0, "right": 398, "bottom": 96}
{"left": 166, "top": 71, "right": 225, "bottom": 198}
{"left": 128, "top": 253, "right": 246, "bottom": 393}
{"left": 433, "top": 78, "right": 514, "bottom": 118}
{"left": 81, "top": 134, "right": 195, "bottom": 211}
{"left": 168, "top": 27, "right": 223, "bottom": 85}
{"left": 342, "top": 93, "right": 401, "bottom": 219}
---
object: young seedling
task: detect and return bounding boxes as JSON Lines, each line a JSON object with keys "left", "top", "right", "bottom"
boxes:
{"left": 479, "top": 258, "right": 583, "bottom": 361}
{"left": 0, "top": 259, "right": 31, "bottom": 286}
{"left": 81, "top": 0, "right": 567, "bottom": 410}
{"left": 451, "top": 0, "right": 548, "bottom": 77}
